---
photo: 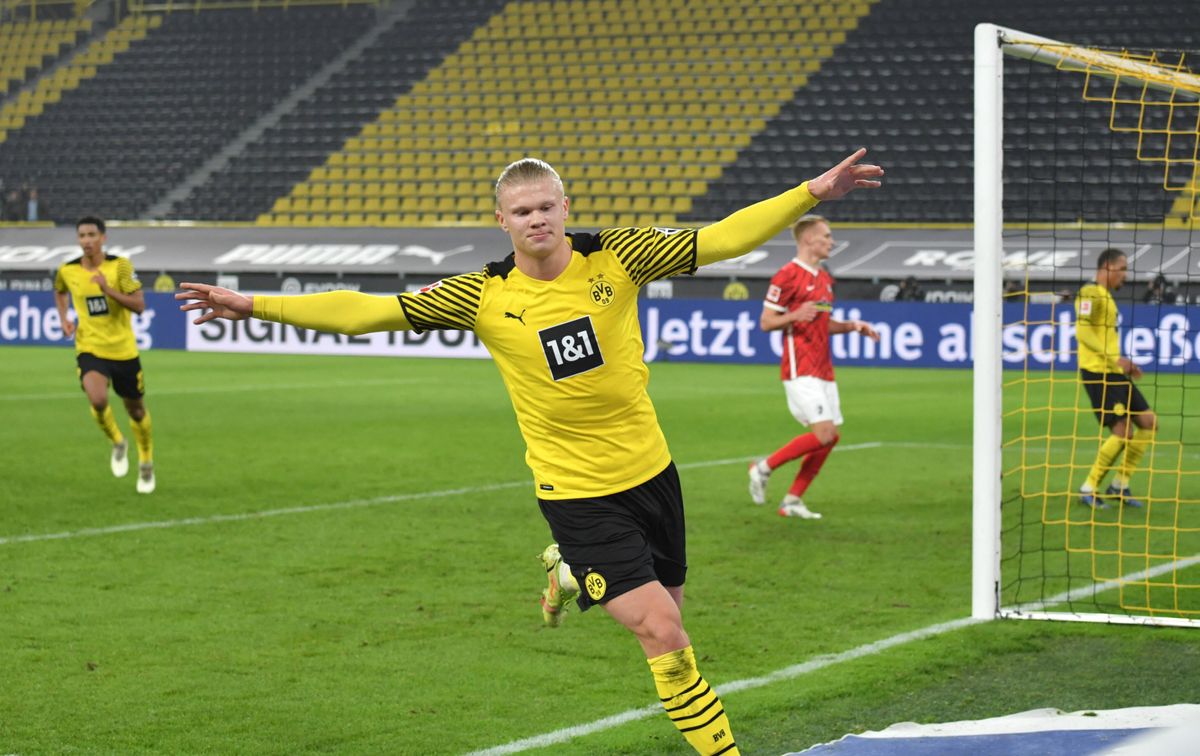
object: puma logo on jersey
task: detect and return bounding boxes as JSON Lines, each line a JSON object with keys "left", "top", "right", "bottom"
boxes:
{"left": 504, "top": 309, "right": 526, "bottom": 325}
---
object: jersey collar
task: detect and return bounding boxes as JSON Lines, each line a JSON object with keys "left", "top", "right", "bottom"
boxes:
{"left": 792, "top": 258, "right": 820, "bottom": 276}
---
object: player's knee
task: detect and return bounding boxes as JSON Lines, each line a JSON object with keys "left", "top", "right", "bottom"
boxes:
{"left": 816, "top": 427, "right": 839, "bottom": 446}
{"left": 638, "top": 616, "right": 688, "bottom": 651}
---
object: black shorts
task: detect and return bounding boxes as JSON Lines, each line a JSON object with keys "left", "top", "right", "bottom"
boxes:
{"left": 77, "top": 353, "right": 145, "bottom": 400}
{"left": 538, "top": 462, "right": 687, "bottom": 612}
{"left": 1080, "top": 369, "right": 1149, "bottom": 428}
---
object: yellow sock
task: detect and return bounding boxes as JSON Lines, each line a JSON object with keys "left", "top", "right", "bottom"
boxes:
{"left": 648, "top": 646, "right": 739, "bottom": 755}
{"left": 130, "top": 412, "right": 153, "bottom": 464}
{"left": 1115, "top": 427, "right": 1153, "bottom": 489}
{"left": 90, "top": 405, "right": 124, "bottom": 445}
{"left": 1085, "top": 434, "right": 1124, "bottom": 491}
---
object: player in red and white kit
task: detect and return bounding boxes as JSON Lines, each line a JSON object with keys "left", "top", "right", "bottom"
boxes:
{"left": 748, "top": 214, "right": 879, "bottom": 518}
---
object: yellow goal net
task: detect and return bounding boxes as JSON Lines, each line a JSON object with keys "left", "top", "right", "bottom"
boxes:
{"left": 974, "top": 24, "right": 1200, "bottom": 627}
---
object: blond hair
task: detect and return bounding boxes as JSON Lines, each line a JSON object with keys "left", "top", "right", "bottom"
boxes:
{"left": 790, "top": 213, "right": 828, "bottom": 243}
{"left": 494, "top": 158, "right": 563, "bottom": 205}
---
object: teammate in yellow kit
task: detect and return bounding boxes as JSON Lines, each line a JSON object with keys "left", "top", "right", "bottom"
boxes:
{"left": 1075, "top": 247, "right": 1156, "bottom": 508}
{"left": 54, "top": 216, "right": 155, "bottom": 494}
{"left": 178, "top": 150, "right": 883, "bottom": 754}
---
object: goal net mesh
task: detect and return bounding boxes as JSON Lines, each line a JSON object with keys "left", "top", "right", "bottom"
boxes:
{"left": 998, "top": 35, "right": 1200, "bottom": 625}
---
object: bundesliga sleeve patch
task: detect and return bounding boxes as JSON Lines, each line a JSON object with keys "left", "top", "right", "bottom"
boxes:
{"left": 1079, "top": 299, "right": 1093, "bottom": 316}
{"left": 539, "top": 316, "right": 604, "bottom": 381}
{"left": 766, "top": 284, "right": 782, "bottom": 303}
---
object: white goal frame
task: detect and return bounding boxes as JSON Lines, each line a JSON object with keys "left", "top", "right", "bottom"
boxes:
{"left": 971, "top": 23, "right": 1200, "bottom": 628}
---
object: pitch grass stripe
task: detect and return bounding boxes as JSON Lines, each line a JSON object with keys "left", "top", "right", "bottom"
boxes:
{"left": 0, "top": 442, "right": 895, "bottom": 547}
{"left": 0, "top": 377, "right": 424, "bottom": 402}
{"left": 467, "top": 553, "right": 1200, "bottom": 755}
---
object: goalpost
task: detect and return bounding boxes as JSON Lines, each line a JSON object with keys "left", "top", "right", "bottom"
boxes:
{"left": 973, "top": 24, "right": 1200, "bottom": 627}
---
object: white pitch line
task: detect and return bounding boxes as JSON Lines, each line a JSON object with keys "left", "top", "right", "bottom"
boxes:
{"left": 463, "top": 624, "right": 988, "bottom": 756}
{"left": 467, "top": 550, "right": 1200, "bottom": 755}
{"left": 0, "top": 482, "right": 528, "bottom": 546}
{"left": 466, "top": 617, "right": 988, "bottom": 756}
{"left": 0, "top": 441, "right": 915, "bottom": 547}
{"left": 0, "top": 377, "right": 424, "bottom": 402}
{"left": 1007, "top": 553, "right": 1200, "bottom": 613}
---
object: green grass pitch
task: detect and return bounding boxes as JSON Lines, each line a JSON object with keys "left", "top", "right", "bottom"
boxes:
{"left": 1, "top": 345, "right": 1197, "bottom": 754}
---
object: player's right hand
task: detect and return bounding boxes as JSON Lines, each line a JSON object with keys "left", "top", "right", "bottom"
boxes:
{"left": 792, "top": 301, "right": 819, "bottom": 323}
{"left": 1118, "top": 357, "right": 1143, "bottom": 380}
{"left": 176, "top": 282, "right": 253, "bottom": 324}
{"left": 62, "top": 319, "right": 76, "bottom": 339}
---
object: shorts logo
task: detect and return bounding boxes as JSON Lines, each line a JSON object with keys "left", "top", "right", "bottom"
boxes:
{"left": 540, "top": 316, "right": 604, "bottom": 381}
{"left": 584, "top": 571, "right": 607, "bottom": 601}
{"left": 86, "top": 295, "right": 110, "bottom": 316}
{"left": 1114, "top": 402, "right": 1127, "bottom": 416}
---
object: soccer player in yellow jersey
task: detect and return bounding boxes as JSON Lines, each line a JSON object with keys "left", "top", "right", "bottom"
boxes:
{"left": 178, "top": 150, "right": 883, "bottom": 755}
{"left": 1075, "top": 247, "right": 1156, "bottom": 509}
{"left": 54, "top": 216, "right": 156, "bottom": 494}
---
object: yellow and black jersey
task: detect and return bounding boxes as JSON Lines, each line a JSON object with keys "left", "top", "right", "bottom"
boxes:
{"left": 54, "top": 255, "right": 142, "bottom": 360}
{"left": 398, "top": 227, "right": 698, "bottom": 499}
{"left": 251, "top": 183, "right": 820, "bottom": 498}
{"left": 1075, "top": 282, "right": 1121, "bottom": 374}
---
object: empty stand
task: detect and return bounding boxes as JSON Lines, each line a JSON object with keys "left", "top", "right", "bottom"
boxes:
{"left": 3, "top": 0, "right": 1193, "bottom": 227}
{"left": 0, "top": 15, "right": 90, "bottom": 114}
{"left": 261, "top": 0, "right": 868, "bottom": 228}
{"left": 0, "top": 5, "right": 376, "bottom": 222}
{"left": 168, "top": 0, "right": 508, "bottom": 222}
{"left": 686, "top": 0, "right": 1197, "bottom": 224}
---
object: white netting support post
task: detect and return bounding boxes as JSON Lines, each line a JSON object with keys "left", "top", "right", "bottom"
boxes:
{"left": 972, "top": 23, "right": 1004, "bottom": 620}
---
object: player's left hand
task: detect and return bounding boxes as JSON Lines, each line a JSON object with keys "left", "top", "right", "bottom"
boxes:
{"left": 176, "top": 282, "right": 253, "bottom": 323}
{"left": 808, "top": 148, "right": 884, "bottom": 201}
{"left": 855, "top": 320, "right": 880, "bottom": 341}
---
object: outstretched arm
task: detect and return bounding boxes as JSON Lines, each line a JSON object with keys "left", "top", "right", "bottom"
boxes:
{"left": 695, "top": 148, "right": 883, "bottom": 266}
{"left": 177, "top": 284, "right": 411, "bottom": 335}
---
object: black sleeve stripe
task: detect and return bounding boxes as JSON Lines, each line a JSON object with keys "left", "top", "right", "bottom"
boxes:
{"left": 396, "top": 272, "right": 484, "bottom": 333}
{"left": 601, "top": 227, "right": 698, "bottom": 286}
